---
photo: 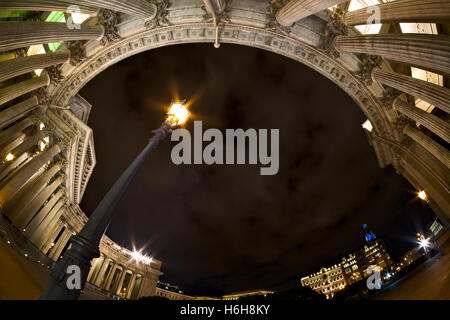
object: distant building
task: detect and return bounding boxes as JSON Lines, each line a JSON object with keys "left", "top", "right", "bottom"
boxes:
{"left": 222, "top": 290, "right": 274, "bottom": 300}
{"left": 153, "top": 281, "right": 194, "bottom": 300}
{"left": 300, "top": 264, "right": 347, "bottom": 299}
{"left": 301, "top": 224, "right": 393, "bottom": 298}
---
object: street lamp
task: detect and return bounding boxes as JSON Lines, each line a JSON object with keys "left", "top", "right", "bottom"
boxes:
{"left": 40, "top": 101, "right": 190, "bottom": 300}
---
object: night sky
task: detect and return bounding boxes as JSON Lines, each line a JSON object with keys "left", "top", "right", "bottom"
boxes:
{"left": 79, "top": 44, "right": 436, "bottom": 297}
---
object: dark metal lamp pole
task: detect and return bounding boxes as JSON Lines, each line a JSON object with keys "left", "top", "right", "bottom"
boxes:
{"left": 40, "top": 102, "right": 189, "bottom": 300}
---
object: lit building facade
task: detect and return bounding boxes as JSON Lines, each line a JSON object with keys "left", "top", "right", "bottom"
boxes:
{"left": 154, "top": 281, "right": 194, "bottom": 300}
{"left": 300, "top": 264, "right": 347, "bottom": 299}
{"left": 222, "top": 290, "right": 274, "bottom": 300}
{"left": 301, "top": 225, "right": 393, "bottom": 298}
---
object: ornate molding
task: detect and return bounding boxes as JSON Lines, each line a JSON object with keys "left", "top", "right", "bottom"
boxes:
{"left": 146, "top": 0, "right": 171, "bottom": 30}
{"left": 67, "top": 41, "right": 87, "bottom": 66}
{"left": 357, "top": 55, "right": 382, "bottom": 86}
{"left": 319, "top": 8, "right": 348, "bottom": 58}
{"left": 98, "top": 9, "right": 121, "bottom": 46}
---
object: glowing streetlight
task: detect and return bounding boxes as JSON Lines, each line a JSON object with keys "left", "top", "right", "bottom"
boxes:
{"left": 41, "top": 101, "right": 190, "bottom": 300}
{"left": 419, "top": 238, "right": 430, "bottom": 249}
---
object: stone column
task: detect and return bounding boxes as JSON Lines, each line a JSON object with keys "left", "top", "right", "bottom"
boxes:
{"left": 50, "top": 228, "right": 72, "bottom": 261}
{"left": 13, "top": 175, "right": 65, "bottom": 230}
{"left": 87, "top": 255, "right": 103, "bottom": 283}
{"left": 372, "top": 68, "right": 450, "bottom": 114}
{"left": 0, "top": 117, "right": 35, "bottom": 150}
{"left": 116, "top": 269, "right": 128, "bottom": 295}
{"left": 105, "top": 264, "right": 118, "bottom": 291}
{"left": 0, "top": 131, "right": 45, "bottom": 183}
{"left": 126, "top": 274, "right": 137, "bottom": 299}
{"left": 40, "top": 220, "right": 64, "bottom": 253}
{"left": 0, "top": 1, "right": 156, "bottom": 19}
{"left": 393, "top": 99, "right": 450, "bottom": 143}
{"left": 0, "top": 96, "right": 39, "bottom": 129}
{"left": 24, "top": 188, "right": 65, "bottom": 238}
{"left": 0, "top": 51, "right": 70, "bottom": 83}
{"left": 0, "top": 144, "right": 61, "bottom": 207}
{"left": 335, "top": 34, "right": 450, "bottom": 75}
{"left": 0, "top": 0, "right": 97, "bottom": 14}
{"left": 0, "top": 153, "right": 29, "bottom": 183}
{"left": 0, "top": 74, "right": 50, "bottom": 106}
{"left": 404, "top": 124, "right": 450, "bottom": 169}
{"left": 94, "top": 256, "right": 110, "bottom": 286}
{"left": 344, "top": 0, "right": 450, "bottom": 26}
{"left": 0, "top": 22, "right": 104, "bottom": 52}
{"left": 4, "top": 161, "right": 63, "bottom": 220}
{"left": 276, "top": 0, "right": 348, "bottom": 26}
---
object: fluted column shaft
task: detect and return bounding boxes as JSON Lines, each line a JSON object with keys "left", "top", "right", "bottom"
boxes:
{"left": 0, "top": 22, "right": 104, "bottom": 52}
{"left": 212, "top": 0, "right": 225, "bottom": 13}
{"left": 1, "top": 0, "right": 158, "bottom": 19}
{"left": 394, "top": 100, "right": 450, "bottom": 143}
{"left": 0, "top": 51, "right": 70, "bottom": 83}
{"left": 32, "top": 203, "right": 65, "bottom": 249}
{"left": 4, "top": 161, "right": 62, "bottom": 218}
{"left": 0, "top": 117, "right": 35, "bottom": 149}
{"left": 127, "top": 274, "right": 137, "bottom": 299}
{"left": 372, "top": 68, "right": 450, "bottom": 114}
{"left": 276, "top": 0, "right": 348, "bottom": 26}
{"left": 93, "top": 257, "right": 110, "bottom": 286}
{"left": 50, "top": 228, "right": 72, "bottom": 261}
{"left": 344, "top": 0, "right": 450, "bottom": 26}
{"left": 0, "top": 0, "right": 97, "bottom": 15}
{"left": 404, "top": 124, "right": 450, "bottom": 169}
{"left": 335, "top": 34, "right": 450, "bottom": 75}
{"left": 0, "top": 96, "right": 39, "bottom": 129}
{"left": 116, "top": 269, "right": 128, "bottom": 295}
{"left": 0, "top": 74, "right": 50, "bottom": 106}
{"left": 105, "top": 264, "right": 118, "bottom": 291}
{"left": 0, "top": 144, "right": 61, "bottom": 207}
{"left": 25, "top": 188, "right": 65, "bottom": 238}
{"left": 13, "top": 175, "right": 65, "bottom": 229}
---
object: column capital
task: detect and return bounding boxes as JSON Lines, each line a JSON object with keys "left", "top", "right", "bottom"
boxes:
{"left": 266, "top": 1, "right": 292, "bottom": 36}
{"left": 146, "top": 0, "right": 171, "bottom": 30}
{"left": 67, "top": 41, "right": 88, "bottom": 66}
{"left": 319, "top": 8, "right": 348, "bottom": 58}
{"left": 98, "top": 9, "right": 121, "bottom": 46}
{"left": 357, "top": 55, "right": 383, "bottom": 86}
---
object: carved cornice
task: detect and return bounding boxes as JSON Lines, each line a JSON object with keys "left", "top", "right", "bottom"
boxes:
{"left": 98, "top": 9, "right": 121, "bottom": 46}
{"left": 319, "top": 8, "right": 348, "bottom": 58}
{"left": 146, "top": 0, "right": 171, "bottom": 30}
{"left": 66, "top": 41, "right": 87, "bottom": 66}
{"left": 357, "top": 55, "right": 382, "bottom": 86}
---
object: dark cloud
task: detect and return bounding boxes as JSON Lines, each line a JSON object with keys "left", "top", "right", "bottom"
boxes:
{"left": 79, "top": 44, "right": 435, "bottom": 296}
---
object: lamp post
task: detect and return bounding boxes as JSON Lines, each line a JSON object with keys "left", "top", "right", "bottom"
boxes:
{"left": 40, "top": 101, "right": 190, "bottom": 300}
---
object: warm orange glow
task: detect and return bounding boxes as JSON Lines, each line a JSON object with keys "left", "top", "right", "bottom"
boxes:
{"left": 5, "top": 153, "right": 15, "bottom": 161}
{"left": 166, "top": 102, "right": 189, "bottom": 127}
{"left": 418, "top": 190, "right": 427, "bottom": 201}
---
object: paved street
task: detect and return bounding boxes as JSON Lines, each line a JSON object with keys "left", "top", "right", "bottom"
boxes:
{"left": 375, "top": 249, "right": 450, "bottom": 300}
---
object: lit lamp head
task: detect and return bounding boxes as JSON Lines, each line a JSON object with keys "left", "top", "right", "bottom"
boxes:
{"left": 166, "top": 100, "right": 189, "bottom": 127}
